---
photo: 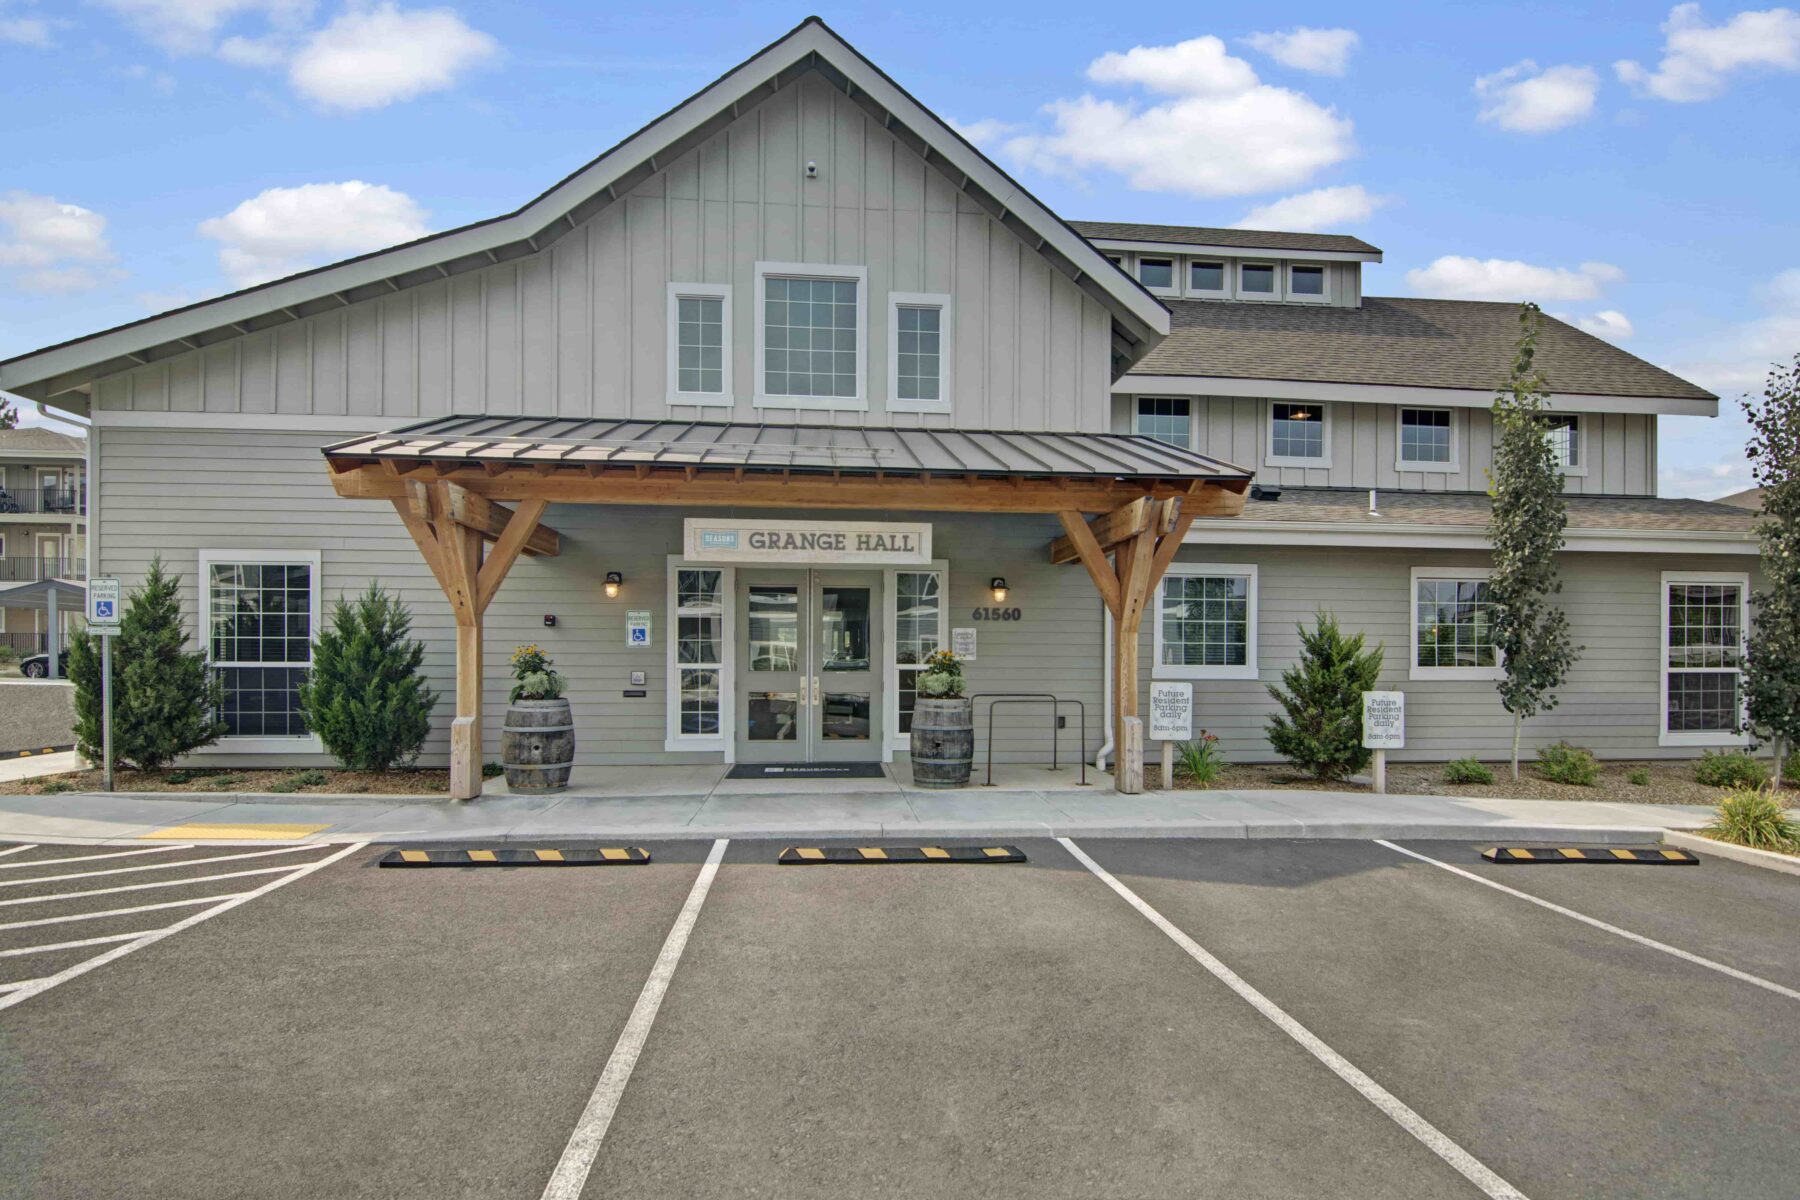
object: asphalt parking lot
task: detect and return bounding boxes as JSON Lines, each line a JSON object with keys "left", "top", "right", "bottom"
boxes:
{"left": 0, "top": 836, "right": 1795, "bottom": 1199}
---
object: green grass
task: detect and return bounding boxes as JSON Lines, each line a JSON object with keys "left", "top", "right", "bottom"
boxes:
{"left": 1704, "top": 787, "right": 1799, "bottom": 852}
{"left": 1443, "top": 756, "right": 1494, "bottom": 785}
{"left": 1535, "top": 742, "right": 1600, "bottom": 787}
{"left": 1694, "top": 750, "right": 1768, "bottom": 790}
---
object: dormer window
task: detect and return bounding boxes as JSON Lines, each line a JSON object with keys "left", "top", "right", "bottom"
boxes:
{"left": 1288, "top": 264, "right": 1326, "bottom": 301}
{"left": 1189, "top": 260, "right": 1227, "bottom": 297}
{"left": 1137, "top": 257, "right": 1175, "bottom": 294}
{"left": 1239, "top": 262, "right": 1277, "bottom": 297}
{"left": 1546, "top": 415, "right": 1584, "bottom": 473}
{"left": 1266, "top": 401, "right": 1331, "bottom": 467}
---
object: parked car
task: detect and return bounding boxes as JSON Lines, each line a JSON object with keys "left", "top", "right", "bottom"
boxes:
{"left": 20, "top": 651, "right": 71, "bottom": 679}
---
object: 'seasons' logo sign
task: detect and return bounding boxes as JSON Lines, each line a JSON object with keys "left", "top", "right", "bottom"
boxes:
{"left": 683, "top": 519, "right": 932, "bottom": 564}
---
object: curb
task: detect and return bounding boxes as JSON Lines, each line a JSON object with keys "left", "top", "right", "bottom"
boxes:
{"left": 1663, "top": 829, "right": 1800, "bottom": 878}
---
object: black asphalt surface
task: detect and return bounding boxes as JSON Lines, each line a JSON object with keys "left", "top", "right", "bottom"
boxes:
{"left": 0, "top": 836, "right": 1795, "bottom": 1200}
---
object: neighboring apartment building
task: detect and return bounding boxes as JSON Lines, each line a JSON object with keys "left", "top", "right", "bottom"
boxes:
{"left": 0, "top": 19, "right": 1759, "bottom": 790}
{"left": 0, "top": 426, "right": 87, "bottom": 657}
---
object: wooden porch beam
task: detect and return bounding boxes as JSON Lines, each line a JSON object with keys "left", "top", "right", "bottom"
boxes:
{"left": 475, "top": 497, "right": 549, "bottom": 615}
{"left": 1055, "top": 510, "right": 1121, "bottom": 619}
{"left": 441, "top": 482, "right": 561, "bottom": 557}
{"left": 1046, "top": 497, "right": 1150, "bottom": 565}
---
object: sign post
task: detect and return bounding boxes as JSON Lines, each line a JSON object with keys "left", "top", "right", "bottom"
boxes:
{"left": 1149, "top": 681, "right": 1193, "bottom": 791}
{"left": 1361, "top": 690, "right": 1405, "bottom": 794}
{"left": 87, "top": 578, "right": 123, "bottom": 793}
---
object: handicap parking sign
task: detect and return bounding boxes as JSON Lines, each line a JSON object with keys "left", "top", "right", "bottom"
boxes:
{"left": 88, "top": 577, "right": 122, "bottom": 630}
{"left": 626, "top": 610, "right": 652, "bottom": 647}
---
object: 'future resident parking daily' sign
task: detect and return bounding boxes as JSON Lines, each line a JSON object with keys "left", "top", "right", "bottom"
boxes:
{"left": 682, "top": 519, "right": 932, "bottom": 565}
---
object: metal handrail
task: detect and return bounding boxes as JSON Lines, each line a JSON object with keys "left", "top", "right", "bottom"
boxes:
{"left": 968, "top": 692, "right": 1088, "bottom": 787}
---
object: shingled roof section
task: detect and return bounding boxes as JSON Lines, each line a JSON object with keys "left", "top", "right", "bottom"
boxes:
{"left": 1132, "top": 296, "right": 1716, "bottom": 402}
{"left": 0, "top": 427, "right": 86, "bottom": 455}
{"left": 1205, "top": 487, "right": 1757, "bottom": 534}
{"left": 1069, "top": 221, "right": 1382, "bottom": 256}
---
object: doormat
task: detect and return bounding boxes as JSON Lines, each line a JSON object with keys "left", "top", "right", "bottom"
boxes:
{"left": 726, "top": 763, "right": 887, "bottom": 780}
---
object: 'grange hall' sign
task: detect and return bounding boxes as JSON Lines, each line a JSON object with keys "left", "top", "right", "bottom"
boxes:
{"left": 683, "top": 518, "right": 933, "bottom": 565}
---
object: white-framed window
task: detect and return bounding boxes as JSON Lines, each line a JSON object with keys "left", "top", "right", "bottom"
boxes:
{"left": 1188, "top": 259, "right": 1228, "bottom": 298}
{"left": 665, "top": 283, "right": 732, "bottom": 406}
{"left": 887, "top": 563, "right": 947, "bottom": 750}
{"left": 1238, "top": 261, "right": 1278, "bottom": 299}
{"left": 1661, "top": 572, "right": 1750, "bottom": 747}
{"left": 1546, "top": 414, "right": 1586, "bottom": 475}
{"left": 1137, "top": 256, "right": 1177, "bottom": 295}
{"left": 198, "top": 550, "right": 322, "bottom": 750}
{"left": 1266, "top": 401, "right": 1331, "bottom": 467}
{"left": 753, "top": 262, "right": 868, "bottom": 410}
{"left": 665, "top": 564, "right": 734, "bottom": 752}
{"left": 1105, "top": 253, "right": 1129, "bottom": 271}
{"left": 1136, "top": 397, "right": 1192, "bottom": 448}
{"left": 1410, "top": 566, "right": 1501, "bottom": 681}
{"left": 887, "top": 292, "right": 952, "bottom": 412}
{"left": 1398, "top": 407, "right": 1459, "bottom": 471}
{"left": 1154, "top": 564, "right": 1258, "bottom": 680}
{"left": 1287, "top": 263, "right": 1328, "bottom": 302}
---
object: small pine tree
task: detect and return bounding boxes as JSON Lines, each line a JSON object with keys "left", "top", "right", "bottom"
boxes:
{"left": 1265, "top": 613, "right": 1385, "bottom": 781}
{"left": 298, "top": 584, "right": 437, "bottom": 771}
{"left": 70, "top": 557, "right": 225, "bottom": 770}
{"left": 1488, "top": 303, "right": 1582, "bottom": 781}
{"left": 0, "top": 394, "right": 17, "bottom": 430}
{"left": 1742, "top": 353, "right": 1800, "bottom": 790}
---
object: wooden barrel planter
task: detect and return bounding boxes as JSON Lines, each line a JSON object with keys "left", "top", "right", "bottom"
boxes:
{"left": 501, "top": 698, "right": 574, "bottom": 793}
{"left": 909, "top": 697, "right": 974, "bottom": 788}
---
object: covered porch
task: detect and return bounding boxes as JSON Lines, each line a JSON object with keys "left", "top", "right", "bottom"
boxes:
{"left": 322, "top": 415, "right": 1251, "bottom": 799}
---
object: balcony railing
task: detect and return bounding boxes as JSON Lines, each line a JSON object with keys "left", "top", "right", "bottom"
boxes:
{"left": 0, "top": 487, "right": 86, "bottom": 516}
{"left": 0, "top": 557, "right": 86, "bottom": 584}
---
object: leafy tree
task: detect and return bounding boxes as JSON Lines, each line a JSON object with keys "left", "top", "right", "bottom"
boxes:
{"left": 1487, "top": 303, "right": 1582, "bottom": 781}
{"left": 298, "top": 584, "right": 438, "bottom": 770}
{"left": 70, "top": 557, "right": 225, "bottom": 770}
{"left": 0, "top": 393, "right": 16, "bottom": 430}
{"left": 1265, "top": 613, "right": 1384, "bottom": 781}
{"left": 1742, "top": 353, "right": 1800, "bottom": 790}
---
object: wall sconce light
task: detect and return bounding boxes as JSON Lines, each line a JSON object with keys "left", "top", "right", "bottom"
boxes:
{"left": 990, "top": 577, "right": 1008, "bottom": 603}
{"left": 603, "top": 571, "right": 624, "bottom": 599}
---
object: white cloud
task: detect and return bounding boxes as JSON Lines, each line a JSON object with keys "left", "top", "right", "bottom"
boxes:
{"left": 1234, "top": 184, "right": 1386, "bottom": 231}
{"left": 0, "top": 190, "right": 120, "bottom": 294}
{"left": 1474, "top": 61, "right": 1600, "bottom": 132}
{"left": 1658, "top": 455, "right": 1756, "bottom": 499}
{"left": 1576, "top": 310, "right": 1636, "bottom": 340}
{"left": 217, "top": 32, "right": 289, "bottom": 67}
{"left": 91, "top": 0, "right": 314, "bottom": 55}
{"left": 1405, "top": 256, "right": 1624, "bottom": 302}
{"left": 1240, "top": 27, "right": 1360, "bottom": 76}
{"left": 286, "top": 3, "right": 499, "bottom": 111}
{"left": 1665, "top": 267, "right": 1800, "bottom": 395}
{"left": 120, "top": 63, "right": 177, "bottom": 94}
{"left": 1616, "top": 4, "right": 1800, "bottom": 101}
{"left": 0, "top": 6, "right": 55, "bottom": 47}
{"left": 1001, "top": 36, "right": 1355, "bottom": 199}
{"left": 198, "top": 180, "right": 429, "bottom": 287}
{"left": 945, "top": 117, "right": 1020, "bottom": 148}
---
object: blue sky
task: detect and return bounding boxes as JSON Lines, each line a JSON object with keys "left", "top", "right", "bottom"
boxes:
{"left": 2, "top": 1, "right": 1796, "bottom": 497}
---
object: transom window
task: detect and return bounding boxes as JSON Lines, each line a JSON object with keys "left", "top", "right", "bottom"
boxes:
{"left": 204, "top": 555, "right": 317, "bottom": 738}
{"left": 1190, "top": 260, "right": 1226, "bottom": 294}
{"left": 1138, "top": 257, "right": 1174, "bottom": 290}
{"left": 1411, "top": 570, "right": 1499, "bottom": 678}
{"left": 894, "top": 570, "right": 943, "bottom": 734}
{"left": 674, "top": 568, "right": 725, "bottom": 738}
{"left": 1136, "top": 397, "right": 1191, "bottom": 448}
{"left": 1400, "top": 408, "right": 1454, "bottom": 467}
{"left": 755, "top": 263, "right": 867, "bottom": 408}
{"left": 1240, "top": 263, "right": 1276, "bottom": 295}
{"left": 1663, "top": 576, "right": 1747, "bottom": 743}
{"left": 1154, "top": 566, "right": 1258, "bottom": 680}
{"left": 1546, "top": 415, "right": 1580, "bottom": 469}
{"left": 1269, "top": 402, "right": 1327, "bottom": 462}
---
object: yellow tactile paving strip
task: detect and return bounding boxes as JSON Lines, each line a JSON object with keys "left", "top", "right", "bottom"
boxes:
{"left": 140, "top": 823, "right": 330, "bottom": 841}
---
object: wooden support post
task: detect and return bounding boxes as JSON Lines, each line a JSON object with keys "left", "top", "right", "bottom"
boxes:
{"left": 1118, "top": 717, "right": 1144, "bottom": 794}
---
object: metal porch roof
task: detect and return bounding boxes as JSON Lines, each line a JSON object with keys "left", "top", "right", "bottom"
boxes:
{"left": 323, "top": 416, "right": 1255, "bottom": 483}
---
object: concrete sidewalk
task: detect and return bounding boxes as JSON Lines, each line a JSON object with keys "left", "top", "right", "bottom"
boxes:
{"left": 0, "top": 781, "right": 1713, "bottom": 846}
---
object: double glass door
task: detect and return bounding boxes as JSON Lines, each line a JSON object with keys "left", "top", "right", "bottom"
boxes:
{"left": 735, "top": 569, "right": 882, "bottom": 763}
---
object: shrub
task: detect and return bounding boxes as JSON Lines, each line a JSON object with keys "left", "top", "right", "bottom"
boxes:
{"left": 266, "top": 778, "right": 301, "bottom": 794}
{"left": 1627, "top": 768, "right": 1651, "bottom": 786}
{"left": 69, "top": 557, "right": 225, "bottom": 771}
{"left": 1444, "top": 756, "right": 1494, "bottom": 785}
{"left": 299, "top": 585, "right": 437, "bottom": 771}
{"left": 1694, "top": 750, "right": 1769, "bottom": 790}
{"left": 0, "top": 645, "right": 16, "bottom": 664}
{"left": 291, "top": 768, "right": 329, "bottom": 788}
{"left": 1535, "top": 741, "right": 1599, "bottom": 786}
{"left": 1265, "top": 613, "right": 1384, "bottom": 781}
{"left": 1704, "top": 787, "right": 1799, "bottom": 852}
{"left": 38, "top": 778, "right": 76, "bottom": 795}
{"left": 1176, "top": 731, "right": 1224, "bottom": 785}
{"left": 508, "top": 644, "right": 566, "bottom": 702}
{"left": 482, "top": 761, "right": 505, "bottom": 779}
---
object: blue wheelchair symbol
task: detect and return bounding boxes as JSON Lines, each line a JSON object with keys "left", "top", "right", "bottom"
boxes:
{"left": 95, "top": 600, "right": 115, "bottom": 619}
{"left": 629, "top": 626, "right": 648, "bottom": 644}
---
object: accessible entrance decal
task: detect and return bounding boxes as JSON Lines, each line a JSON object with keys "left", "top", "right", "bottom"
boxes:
{"left": 683, "top": 518, "right": 932, "bottom": 565}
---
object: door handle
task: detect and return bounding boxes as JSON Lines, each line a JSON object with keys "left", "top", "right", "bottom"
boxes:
{"left": 812, "top": 676, "right": 821, "bottom": 707}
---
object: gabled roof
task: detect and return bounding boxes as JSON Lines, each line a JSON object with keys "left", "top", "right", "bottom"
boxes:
{"left": 1072, "top": 220, "right": 1381, "bottom": 259}
{"left": 1, "top": 17, "right": 1168, "bottom": 410}
{"left": 1210, "top": 487, "right": 1757, "bottom": 536}
{"left": 1130, "top": 296, "right": 1715, "bottom": 405}
{"left": 0, "top": 427, "right": 86, "bottom": 457}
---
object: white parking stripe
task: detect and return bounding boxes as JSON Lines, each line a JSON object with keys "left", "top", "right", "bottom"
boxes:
{"left": 0, "top": 930, "right": 156, "bottom": 958}
{"left": 1376, "top": 840, "right": 1800, "bottom": 1003}
{"left": 1060, "top": 837, "right": 1529, "bottom": 1200}
{"left": 0, "top": 841, "right": 365, "bottom": 1012}
{"left": 0, "top": 843, "right": 319, "bottom": 888}
{"left": 0, "top": 844, "right": 37, "bottom": 859}
{"left": 0, "top": 845, "right": 194, "bottom": 870}
{"left": 0, "top": 864, "right": 324, "bottom": 909}
{"left": 0, "top": 978, "right": 47, "bottom": 993}
{"left": 540, "top": 838, "right": 729, "bottom": 1200}
{"left": 0, "top": 893, "right": 252, "bottom": 932}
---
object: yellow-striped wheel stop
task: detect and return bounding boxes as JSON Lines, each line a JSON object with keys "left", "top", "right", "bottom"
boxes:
{"left": 779, "top": 845, "right": 1026, "bottom": 864}
{"left": 378, "top": 847, "right": 650, "bottom": 867}
{"left": 1479, "top": 845, "right": 1698, "bottom": 865}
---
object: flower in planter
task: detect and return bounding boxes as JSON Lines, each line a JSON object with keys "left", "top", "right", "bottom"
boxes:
{"left": 917, "top": 648, "right": 966, "bottom": 699}
{"left": 509, "top": 644, "right": 567, "bottom": 702}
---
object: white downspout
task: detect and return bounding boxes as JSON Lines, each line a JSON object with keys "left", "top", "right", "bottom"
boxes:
{"left": 1096, "top": 602, "right": 1114, "bottom": 771}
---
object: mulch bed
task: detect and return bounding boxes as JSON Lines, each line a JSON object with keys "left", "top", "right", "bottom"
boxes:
{"left": 1, "top": 766, "right": 457, "bottom": 797}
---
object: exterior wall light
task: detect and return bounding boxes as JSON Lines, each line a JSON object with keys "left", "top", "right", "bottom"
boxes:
{"left": 990, "top": 577, "right": 1008, "bottom": 603}
{"left": 604, "top": 571, "right": 624, "bottom": 599}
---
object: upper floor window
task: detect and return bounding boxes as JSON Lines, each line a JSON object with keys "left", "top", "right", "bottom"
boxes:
{"left": 1399, "top": 407, "right": 1457, "bottom": 470}
{"left": 1546, "top": 415, "right": 1582, "bottom": 472}
{"left": 1239, "top": 262, "right": 1277, "bottom": 296}
{"left": 1136, "top": 397, "right": 1191, "bottom": 448}
{"left": 1138, "top": 257, "right": 1175, "bottom": 294}
{"left": 1189, "top": 260, "right": 1227, "bottom": 297}
{"left": 1267, "top": 401, "right": 1329, "bottom": 465}
{"left": 666, "top": 284, "right": 731, "bottom": 406}
{"left": 1288, "top": 264, "right": 1326, "bottom": 301}
{"left": 754, "top": 263, "right": 868, "bottom": 410}
{"left": 888, "top": 293, "right": 952, "bottom": 412}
